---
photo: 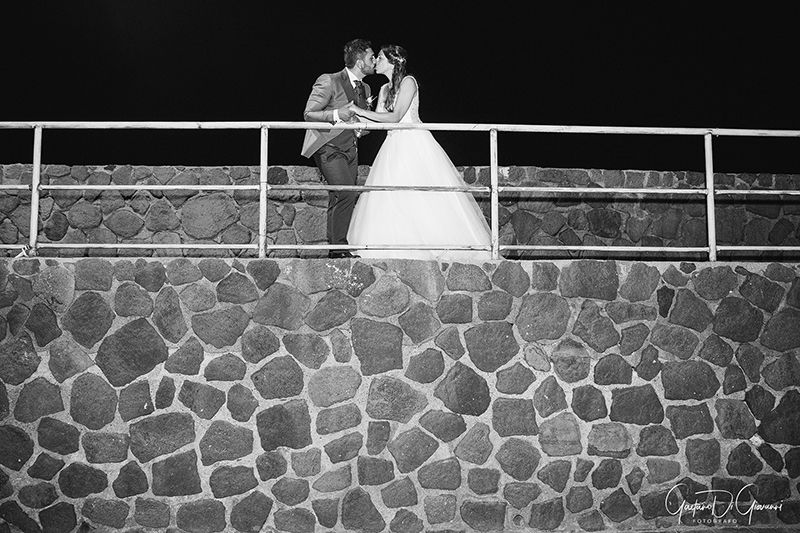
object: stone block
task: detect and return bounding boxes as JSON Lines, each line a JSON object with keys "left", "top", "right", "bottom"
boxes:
{"left": 609, "top": 384, "right": 664, "bottom": 425}
{"left": 342, "top": 488, "right": 385, "bottom": 532}
{"left": 434, "top": 362, "right": 490, "bottom": 416}
{"left": 516, "top": 292, "right": 570, "bottom": 342}
{"left": 112, "top": 461, "right": 148, "bottom": 498}
{"left": 366, "top": 376, "right": 427, "bottom": 423}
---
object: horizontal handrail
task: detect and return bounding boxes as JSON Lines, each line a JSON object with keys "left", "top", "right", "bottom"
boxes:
{"left": 40, "top": 184, "right": 261, "bottom": 191}
{"left": 501, "top": 245, "right": 710, "bottom": 253}
{"left": 36, "top": 184, "right": 490, "bottom": 193}
{"left": 36, "top": 243, "right": 492, "bottom": 252}
{"left": 269, "top": 184, "right": 490, "bottom": 193}
{"left": 496, "top": 186, "right": 708, "bottom": 195}
{"left": 267, "top": 244, "right": 491, "bottom": 251}
{"left": 38, "top": 243, "right": 259, "bottom": 249}
{"left": 3, "top": 120, "right": 800, "bottom": 137}
{"left": 717, "top": 246, "right": 800, "bottom": 252}
{"left": 6, "top": 182, "right": 799, "bottom": 195}
{"left": 1, "top": 120, "right": 799, "bottom": 260}
{"left": 715, "top": 190, "right": 800, "bottom": 196}
{"left": 5, "top": 182, "right": 798, "bottom": 195}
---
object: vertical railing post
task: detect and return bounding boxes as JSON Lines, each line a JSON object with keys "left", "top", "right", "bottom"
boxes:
{"left": 490, "top": 129, "right": 499, "bottom": 260}
{"left": 258, "top": 125, "right": 269, "bottom": 258}
{"left": 704, "top": 132, "right": 717, "bottom": 262}
{"left": 28, "top": 125, "right": 43, "bottom": 254}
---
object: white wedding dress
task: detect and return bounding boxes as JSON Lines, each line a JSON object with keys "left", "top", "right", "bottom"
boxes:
{"left": 347, "top": 77, "right": 492, "bottom": 261}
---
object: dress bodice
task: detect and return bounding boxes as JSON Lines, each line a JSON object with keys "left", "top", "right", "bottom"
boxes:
{"left": 377, "top": 77, "right": 420, "bottom": 124}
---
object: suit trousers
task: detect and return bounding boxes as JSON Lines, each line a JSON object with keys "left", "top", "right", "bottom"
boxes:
{"left": 313, "top": 141, "right": 359, "bottom": 245}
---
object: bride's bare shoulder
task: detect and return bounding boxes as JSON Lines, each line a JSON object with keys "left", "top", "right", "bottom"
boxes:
{"left": 399, "top": 76, "right": 419, "bottom": 95}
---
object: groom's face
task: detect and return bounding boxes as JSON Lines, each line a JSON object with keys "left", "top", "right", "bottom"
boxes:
{"left": 357, "top": 48, "right": 376, "bottom": 75}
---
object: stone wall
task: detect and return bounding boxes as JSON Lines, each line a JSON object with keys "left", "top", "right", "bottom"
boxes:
{"left": 1, "top": 257, "right": 800, "bottom": 532}
{"left": 2, "top": 164, "right": 799, "bottom": 259}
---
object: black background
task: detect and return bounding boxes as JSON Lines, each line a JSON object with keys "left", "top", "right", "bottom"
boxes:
{"left": 3, "top": 3, "right": 799, "bottom": 173}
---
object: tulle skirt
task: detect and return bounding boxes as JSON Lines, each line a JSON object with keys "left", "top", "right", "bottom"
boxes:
{"left": 347, "top": 129, "right": 491, "bottom": 261}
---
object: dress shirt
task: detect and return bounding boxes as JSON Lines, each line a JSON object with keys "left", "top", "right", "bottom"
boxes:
{"left": 333, "top": 68, "right": 363, "bottom": 124}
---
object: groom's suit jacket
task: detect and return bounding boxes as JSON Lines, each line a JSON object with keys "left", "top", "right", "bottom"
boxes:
{"left": 301, "top": 68, "right": 371, "bottom": 158}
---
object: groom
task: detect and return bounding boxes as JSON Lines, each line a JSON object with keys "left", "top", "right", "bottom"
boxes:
{"left": 302, "top": 38, "right": 375, "bottom": 258}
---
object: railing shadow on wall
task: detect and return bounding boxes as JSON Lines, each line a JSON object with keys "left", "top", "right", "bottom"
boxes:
{"left": 1, "top": 121, "right": 800, "bottom": 261}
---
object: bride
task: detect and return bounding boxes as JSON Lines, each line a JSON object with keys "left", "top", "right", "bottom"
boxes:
{"left": 346, "top": 45, "right": 491, "bottom": 261}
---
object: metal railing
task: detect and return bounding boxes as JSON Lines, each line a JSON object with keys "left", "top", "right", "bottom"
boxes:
{"left": 1, "top": 121, "right": 799, "bottom": 261}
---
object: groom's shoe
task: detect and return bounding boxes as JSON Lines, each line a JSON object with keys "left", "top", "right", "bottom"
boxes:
{"left": 329, "top": 250, "right": 355, "bottom": 259}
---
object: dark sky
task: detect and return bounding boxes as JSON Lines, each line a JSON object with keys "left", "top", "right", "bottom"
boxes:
{"left": 3, "top": 3, "right": 800, "bottom": 173}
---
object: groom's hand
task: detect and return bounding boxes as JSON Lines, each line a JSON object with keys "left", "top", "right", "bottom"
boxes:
{"left": 338, "top": 102, "right": 356, "bottom": 122}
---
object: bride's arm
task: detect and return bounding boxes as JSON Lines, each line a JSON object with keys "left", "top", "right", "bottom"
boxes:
{"left": 353, "top": 77, "right": 417, "bottom": 123}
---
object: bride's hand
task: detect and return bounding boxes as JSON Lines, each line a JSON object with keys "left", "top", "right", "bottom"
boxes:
{"left": 347, "top": 103, "right": 365, "bottom": 116}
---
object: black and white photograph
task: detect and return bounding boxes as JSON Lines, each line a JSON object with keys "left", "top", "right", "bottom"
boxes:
{"left": 1, "top": 3, "right": 800, "bottom": 532}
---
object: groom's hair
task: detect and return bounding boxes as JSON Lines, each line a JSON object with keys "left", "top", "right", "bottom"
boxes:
{"left": 343, "top": 39, "right": 372, "bottom": 68}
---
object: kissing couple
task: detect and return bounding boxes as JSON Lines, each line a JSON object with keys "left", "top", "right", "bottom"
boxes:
{"left": 302, "top": 38, "right": 490, "bottom": 260}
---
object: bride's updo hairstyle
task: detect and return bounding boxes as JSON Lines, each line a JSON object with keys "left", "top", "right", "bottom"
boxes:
{"left": 382, "top": 45, "right": 408, "bottom": 112}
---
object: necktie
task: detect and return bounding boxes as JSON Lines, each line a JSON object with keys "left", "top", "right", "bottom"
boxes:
{"left": 354, "top": 80, "right": 367, "bottom": 108}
